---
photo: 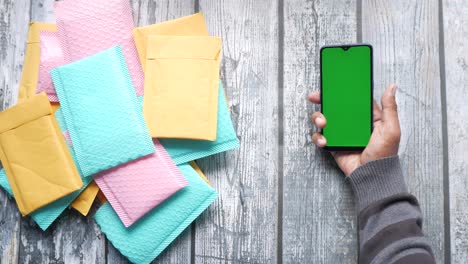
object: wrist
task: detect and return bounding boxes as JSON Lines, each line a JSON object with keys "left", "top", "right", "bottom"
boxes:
{"left": 347, "top": 156, "right": 407, "bottom": 211}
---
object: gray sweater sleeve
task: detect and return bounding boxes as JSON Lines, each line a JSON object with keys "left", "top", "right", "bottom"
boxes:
{"left": 348, "top": 156, "right": 435, "bottom": 264}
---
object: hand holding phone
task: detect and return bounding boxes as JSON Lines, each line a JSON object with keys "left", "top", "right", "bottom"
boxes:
{"left": 309, "top": 84, "right": 401, "bottom": 176}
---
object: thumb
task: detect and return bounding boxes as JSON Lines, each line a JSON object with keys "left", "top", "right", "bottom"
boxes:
{"left": 381, "top": 84, "right": 401, "bottom": 140}
{"left": 381, "top": 84, "right": 399, "bottom": 123}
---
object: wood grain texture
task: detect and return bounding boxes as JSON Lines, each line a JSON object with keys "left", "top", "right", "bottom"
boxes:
{"left": 0, "top": 0, "right": 30, "bottom": 109}
{"left": 0, "top": 1, "right": 30, "bottom": 263}
{"left": 443, "top": 0, "right": 468, "bottom": 262}
{"left": 105, "top": 1, "right": 196, "bottom": 263}
{"left": 19, "top": 208, "right": 105, "bottom": 264}
{"left": 29, "top": 0, "right": 55, "bottom": 23}
{"left": 130, "top": 0, "right": 195, "bottom": 26}
{"left": 195, "top": 0, "right": 279, "bottom": 263}
{"left": 362, "top": 0, "right": 445, "bottom": 262}
{"left": 0, "top": 186, "right": 20, "bottom": 264}
{"left": 282, "top": 0, "right": 358, "bottom": 263}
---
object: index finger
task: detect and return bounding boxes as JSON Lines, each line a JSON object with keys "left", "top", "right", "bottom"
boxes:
{"left": 307, "top": 91, "right": 321, "bottom": 104}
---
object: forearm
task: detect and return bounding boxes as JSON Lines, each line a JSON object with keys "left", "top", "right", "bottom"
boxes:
{"left": 348, "top": 156, "right": 435, "bottom": 264}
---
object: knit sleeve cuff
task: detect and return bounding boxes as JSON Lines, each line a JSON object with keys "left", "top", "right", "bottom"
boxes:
{"left": 348, "top": 156, "right": 408, "bottom": 211}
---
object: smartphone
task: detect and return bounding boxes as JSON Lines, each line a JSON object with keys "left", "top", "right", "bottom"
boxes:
{"left": 320, "top": 44, "right": 373, "bottom": 151}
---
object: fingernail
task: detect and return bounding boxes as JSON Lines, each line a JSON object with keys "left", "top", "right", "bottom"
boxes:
{"left": 391, "top": 85, "right": 397, "bottom": 96}
{"left": 316, "top": 117, "right": 324, "bottom": 125}
{"left": 318, "top": 137, "right": 326, "bottom": 146}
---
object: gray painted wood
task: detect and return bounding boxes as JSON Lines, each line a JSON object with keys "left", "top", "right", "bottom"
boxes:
{"left": 0, "top": 184, "right": 20, "bottom": 264}
{"left": 19, "top": 208, "right": 106, "bottom": 264}
{"left": 0, "top": 188, "right": 20, "bottom": 264}
{"left": 0, "top": 1, "right": 30, "bottom": 263}
{"left": 195, "top": 0, "right": 279, "bottom": 263}
{"left": 443, "top": 0, "right": 468, "bottom": 262}
{"left": 105, "top": 1, "right": 196, "bottom": 264}
{"left": 362, "top": 0, "right": 445, "bottom": 262}
{"left": 29, "top": 0, "right": 55, "bottom": 23}
{"left": 0, "top": 0, "right": 30, "bottom": 109}
{"left": 282, "top": 0, "right": 358, "bottom": 263}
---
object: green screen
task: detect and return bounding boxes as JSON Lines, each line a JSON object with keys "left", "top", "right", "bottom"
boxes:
{"left": 321, "top": 45, "right": 372, "bottom": 147}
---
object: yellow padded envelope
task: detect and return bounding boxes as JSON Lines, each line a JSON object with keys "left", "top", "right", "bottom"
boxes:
{"left": 144, "top": 36, "right": 221, "bottom": 140}
{"left": 71, "top": 180, "right": 99, "bottom": 216}
{"left": 18, "top": 23, "right": 57, "bottom": 103}
{"left": 0, "top": 93, "right": 83, "bottom": 216}
{"left": 133, "top": 13, "right": 209, "bottom": 71}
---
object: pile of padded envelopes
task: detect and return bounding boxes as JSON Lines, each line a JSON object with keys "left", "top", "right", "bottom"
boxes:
{"left": 0, "top": 1, "right": 239, "bottom": 263}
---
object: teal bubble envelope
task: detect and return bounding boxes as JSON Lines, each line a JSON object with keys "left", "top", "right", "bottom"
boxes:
{"left": 0, "top": 109, "right": 91, "bottom": 231}
{"left": 142, "top": 82, "right": 239, "bottom": 164}
{"left": 94, "top": 163, "right": 217, "bottom": 264}
{"left": 51, "top": 46, "right": 154, "bottom": 177}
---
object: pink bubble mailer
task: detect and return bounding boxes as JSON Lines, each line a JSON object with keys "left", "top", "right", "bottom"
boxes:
{"left": 54, "top": 0, "right": 144, "bottom": 95}
{"left": 94, "top": 139, "right": 188, "bottom": 227}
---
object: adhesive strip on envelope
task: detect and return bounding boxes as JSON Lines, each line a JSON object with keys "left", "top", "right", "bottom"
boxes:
{"left": 133, "top": 13, "right": 209, "bottom": 70}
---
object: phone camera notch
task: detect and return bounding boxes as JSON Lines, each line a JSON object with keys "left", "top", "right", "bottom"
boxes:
{"left": 342, "top": 46, "right": 350, "bottom": 51}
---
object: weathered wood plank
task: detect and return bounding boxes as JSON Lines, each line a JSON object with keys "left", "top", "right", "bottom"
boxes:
{"left": 105, "top": 1, "right": 196, "bottom": 263}
{"left": 19, "top": 208, "right": 106, "bottom": 264}
{"left": 362, "top": 0, "right": 445, "bottom": 262}
{"left": 0, "top": 1, "right": 31, "bottom": 263}
{"left": 195, "top": 1, "right": 279, "bottom": 263}
{"left": 0, "top": 183, "right": 20, "bottom": 264}
{"left": 16, "top": 1, "right": 105, "bottom": 263}
{"left": 0, "top": 187, "right": 20, "bottom": 264}
{"left": 443, "top": 0, "right": 468, "bottom": 262}
{"left": 29, "top": 0, "right": 55, "bottom": 23}
{"left": 130, "top": 0, "right": 195, "bottom": 26}
{"left": 282, "top": 0, "right": 358, "bottom": 263}
{"left": 0, "top": 0, "right": 30, "bottom": 109}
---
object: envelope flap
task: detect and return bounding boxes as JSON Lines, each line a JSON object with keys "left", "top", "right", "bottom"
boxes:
{"left": 133, "top": 13, "right": 208, "bottom": 37}
{"left": 0, "top": 93, "right": 51, "bottom": 134}
{"left": 133, "top": 13, "right": 209, "bottom": 69}
{"left": 146, "top": 36, "right": 221, "bottom": 60}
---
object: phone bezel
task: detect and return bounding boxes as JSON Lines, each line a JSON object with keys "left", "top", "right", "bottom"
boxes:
{"left": 319, "top": 43, "right": 374, "bottom": 152}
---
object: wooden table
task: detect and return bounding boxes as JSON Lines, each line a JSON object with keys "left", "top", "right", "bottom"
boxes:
{"left": 0, "top": 0, "right": 466, "bottom": 263}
